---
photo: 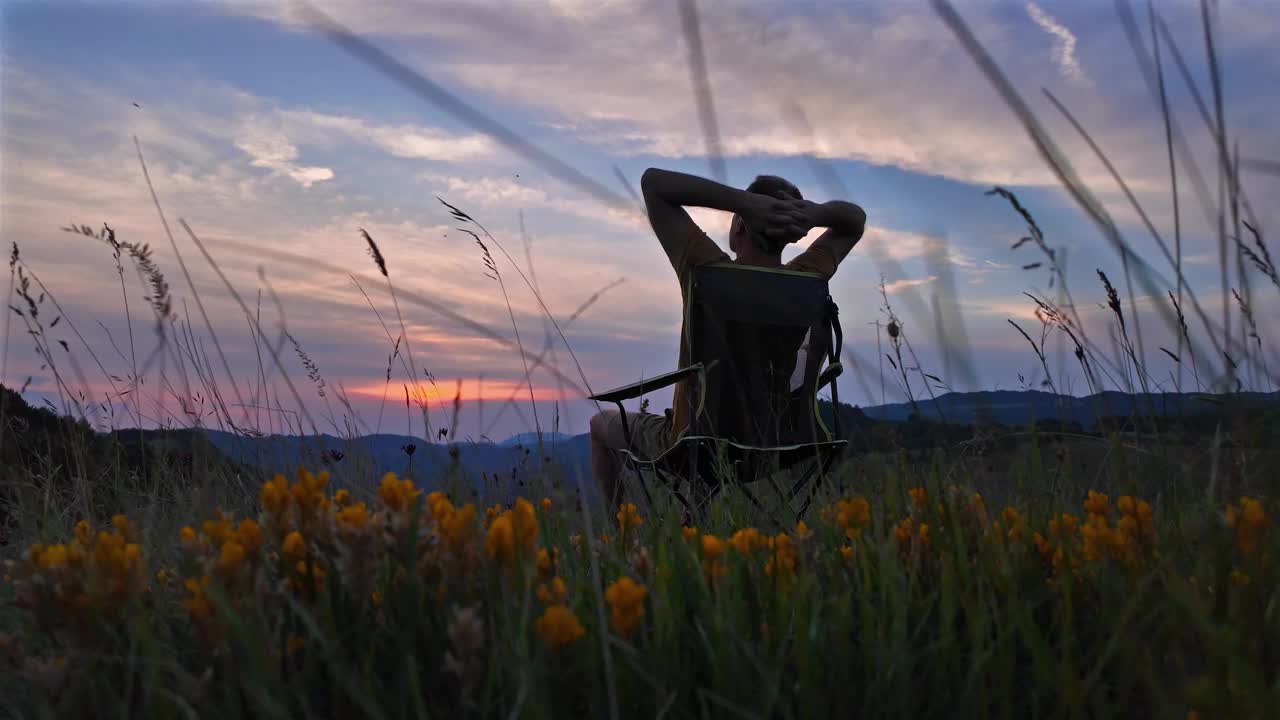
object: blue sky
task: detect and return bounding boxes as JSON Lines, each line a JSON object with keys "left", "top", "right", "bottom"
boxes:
{"left": 2, "top": 0, "right": 1278, "bottom": 441}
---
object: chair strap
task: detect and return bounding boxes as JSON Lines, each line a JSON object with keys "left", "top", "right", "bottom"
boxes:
{"left": 826, "top": 296, "right": 843, "bottom": 364}
{"left": 825, "top": 296, "right": 843, "bottom": 436}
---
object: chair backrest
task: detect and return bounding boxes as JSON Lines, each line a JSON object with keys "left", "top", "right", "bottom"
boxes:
{"left": 683, "top": 262, "right": 839, "bottom": 448}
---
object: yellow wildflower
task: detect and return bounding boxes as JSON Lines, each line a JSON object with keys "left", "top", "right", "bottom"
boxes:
{"left": 1001, "top": 507, "right": 1027, "bottom": 541}
{"left": 379, "top": 472, "right": 420, "bottom": 514}
{"left": 894, "top": 518, "right": 929, "bottom": 553}
{"left": 440, "top": 503, "right": 478, "bottom": 554}
{"left": 337, "top": 502, "right": 371, "bottom": 533}
{"left": 536, "top": 547, "right": 558, "bottom": 579}
{"left": 294, "top": 559, "right": 327, "bottom": 590}
{"left": 728, "top": 528, "right": 765, "bottom": 555}
{"left": 836, "top": 495, "right": 871, "bottom": 540}
{"left": 202, "top": 510, "right": 234, "bottom": 546}
{"left": 682, "top": 526, "right": 698, "bottom": 542}
{"left": 510, "top": 499, "right": 539, "bottom": 552}
{"left": 235, "top": 518, "right": 262, "bottom": 554}
{"left": 261, "top": 474, "right": 290, "bottom": 519}
{"left": 1083, "top": 490, "right": 1109, "bottom": 517}
{"left": 536, "top": 576, "right": 568, "bottom": 605}
{"left": 485, "top": 503, "right": 503, "bottom": 528}
{"left": 1226, "top": 497, "right": 1269, "bottom": 557}
{"left": 766, "top": 533, "right": 796, "bottom": 578}
{"left": 535, "top": 604, "right": 584, "bottom": 650}
{"left": 183, "top": 575, "right": 212, "bottom": 622}
{"left": 333, "top": 489, "right": 352, "bottom": 507}
{"left": 794, "top": 520, "right": 813, "bottom": 542}
{"left": 1116, "top": 495, "right": 1137, "bottom": 516}
{"left": 1048, "top": 513, "right": 1079, "bottom": 539}
{"left": 486, "top": 515, "right": 515, "bottom": 565}
{"left": 282, "top": 531, "right": 306, "bottom": 560}
{"left": 616, "top": 503, "right": 643, "bottom": 533}
{"left": 840, "top": 545, "right": 854, "bottom": 563}
{"left": 37, "top": 544, "right": 70, "bottom": 570}
{"left": 700, "top": 534, "right": 726, "bottom": 581}
{"left": 74, "top": 519, "right": 93, "bottom": 546}
{"left": 216, "top": 541, "right": 246, "bottom": 576}
{"left": 908, "top": 487, "right": 928, "bottom": 510}
{"left": 179, "top": 526, "right": 197, "bottom": 547}
{"left": 1230, "top": 569, "right": 1250, "bottom": 587}
{"left": 426, "top": 491, "right": 452, "bottom": 522}
{"left": 893, "top": 517, "right": 913, "bottom": 546}
{"left": 604, "top": 576, "right": 647, "bottom": 639}
{"left": 540, "top": 497, "right": 552, "bottom": 513}
{"left": 1081, "top": 514, "right": 1109, "bottom": 562}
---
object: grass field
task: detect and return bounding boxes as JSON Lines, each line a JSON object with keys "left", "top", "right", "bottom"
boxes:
{"left": 3, "top": 2, "right": 1280, "bottom": 717}
{"left": 2, "top": 423, "right": 1277, "bottom": 717}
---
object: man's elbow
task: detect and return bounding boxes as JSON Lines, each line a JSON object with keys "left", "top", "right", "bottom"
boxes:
{"left": 640, "top": 167, "right": 663, "bottom": 195}
{"left": 832, "top": 201, "right": 866, "bottom": 237}
{"left": 847, "top": 202, "right": 867, "bottom": 228}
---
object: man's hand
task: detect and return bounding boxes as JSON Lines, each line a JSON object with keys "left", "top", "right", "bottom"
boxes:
{"left": 791, "top": 199, "right": 867, "bottom": 271}
{"left": 740, "top": 194, "right": 816, "bottom": 247}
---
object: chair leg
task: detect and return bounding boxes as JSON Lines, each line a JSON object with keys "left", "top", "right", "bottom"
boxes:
{"left": 793, "top": 449, "right": 841, "bottom": 519}
{"left": 737, "top": 481, "right": 768, "bottom": 515}
{"left": 634, "top": 463, "right": 656, "bottom": 514}
{"left": 693, "top": 481, "right": 724, "bottom": 517}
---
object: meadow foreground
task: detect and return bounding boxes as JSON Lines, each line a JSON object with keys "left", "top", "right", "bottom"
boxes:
{"left": 2, "top": 453, "right": 1276, "bottom": 718}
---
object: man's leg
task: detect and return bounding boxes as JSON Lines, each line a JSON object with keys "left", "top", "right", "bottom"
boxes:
{"left": 589, "top": 410, "right": 625, "bottom": 509}
{"left": 589, "top": 409, "right": 669, "bottom": 510}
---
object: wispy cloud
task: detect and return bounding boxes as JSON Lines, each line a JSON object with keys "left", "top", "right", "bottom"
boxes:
{"left": 1025, "top": 2, "right": 1092, "bottom": 88}
{"left": 280, "top": 110, "right": 497, "bottom": 162}
{"left": 235, "top": 123, "right": 335, "bottom": 187}
{"left": 883, "top": 275, "right": 938, "bottom": 294}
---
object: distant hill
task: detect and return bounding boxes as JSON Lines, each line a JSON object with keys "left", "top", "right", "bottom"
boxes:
{"left": 853, "top": 389, "right": 1280, "bottom": 427}
{"left": 498, "top": 431, "right": 574, "bottom": 447}
{"left": 201, "top": 429, "right": 595, "bottom": 501}
{"left": 7, "top": 384, "right": 1275, "bottom": 526}
{"left": 203, "top": 389, "right": 1280, "bottom": 498}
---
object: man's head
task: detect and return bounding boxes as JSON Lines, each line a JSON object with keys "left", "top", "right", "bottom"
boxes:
{"left": 730, "top": 175, "right": 804, "bottom": 258}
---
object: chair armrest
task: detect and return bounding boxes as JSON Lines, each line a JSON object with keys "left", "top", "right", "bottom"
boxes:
{"left": 817, "top": 362, "right": 843, "bottom": 392}
{"left": 589, "top": 363, "right": 704, "bottom": 404}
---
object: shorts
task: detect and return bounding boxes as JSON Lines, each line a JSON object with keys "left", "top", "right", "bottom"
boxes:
{"left": 600, "top": 408, "right": 672, "bottom": 461}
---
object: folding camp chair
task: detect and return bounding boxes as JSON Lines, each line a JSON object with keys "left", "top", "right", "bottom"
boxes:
{"left": 590, "top": 262, "right": 847, "bottom": 521}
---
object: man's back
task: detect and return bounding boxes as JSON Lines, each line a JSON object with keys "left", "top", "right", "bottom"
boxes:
{"left": 666, "top": 226, "right": 842, "bottom": 444}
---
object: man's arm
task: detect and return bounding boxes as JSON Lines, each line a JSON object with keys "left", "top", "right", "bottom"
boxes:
{"left": 640, "top": 168, "right": 811, "bottom": 265}
{"left": 794, "top": 200, "right": 867, "bottom": 272}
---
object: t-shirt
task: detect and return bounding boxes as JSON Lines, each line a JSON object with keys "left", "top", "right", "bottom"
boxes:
{"left": 662, "top": 226, "right": 839, "bottom": 444}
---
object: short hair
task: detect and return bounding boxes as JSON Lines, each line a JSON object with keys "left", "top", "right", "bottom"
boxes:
{"left": 746, "top": 174, "right": 802, "bottom": 201}
{"left": 743, "top": 175, "right": 803, "bottom": 253}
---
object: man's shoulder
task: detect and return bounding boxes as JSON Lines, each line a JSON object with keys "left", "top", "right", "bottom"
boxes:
{"left": 784, "top": 244, "right": 837, "bottom": 279}
{"left": 673, "top": 226, "right": 729, "bottom": 271}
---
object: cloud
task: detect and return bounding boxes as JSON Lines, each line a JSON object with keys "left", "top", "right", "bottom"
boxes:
{"left": 235, "top": 124, "right": 335, "bottom": 187}
{"left": 279, "top": 110, "right": 497, "bottom": 162}
{"left": 1025, "top": 2, "right": 1091, "bottom": 88}
{"left": 883, "top": 275, "right": 938, "bottom": 294}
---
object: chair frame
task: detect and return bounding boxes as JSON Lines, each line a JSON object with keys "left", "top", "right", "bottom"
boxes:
{"left": 590, "top": 263, "right": 847, "bottom": 521}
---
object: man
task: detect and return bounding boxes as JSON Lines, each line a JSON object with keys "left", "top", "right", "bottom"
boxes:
{"left": 589, "top": 167, "right": 867, "bottom": 507}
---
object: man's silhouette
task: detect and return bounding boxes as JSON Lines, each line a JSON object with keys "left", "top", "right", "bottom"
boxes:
{"left": 589, "top": 167, "right": 866, "bottom": 507}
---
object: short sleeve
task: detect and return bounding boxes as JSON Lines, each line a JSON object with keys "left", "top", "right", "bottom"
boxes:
{"left": 665, "top": 224, "right": 729, "bottom": 281}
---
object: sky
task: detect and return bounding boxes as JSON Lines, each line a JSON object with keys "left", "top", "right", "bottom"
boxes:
{"left": 2, "top": 0, "right": 1278, "bottom": 442}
